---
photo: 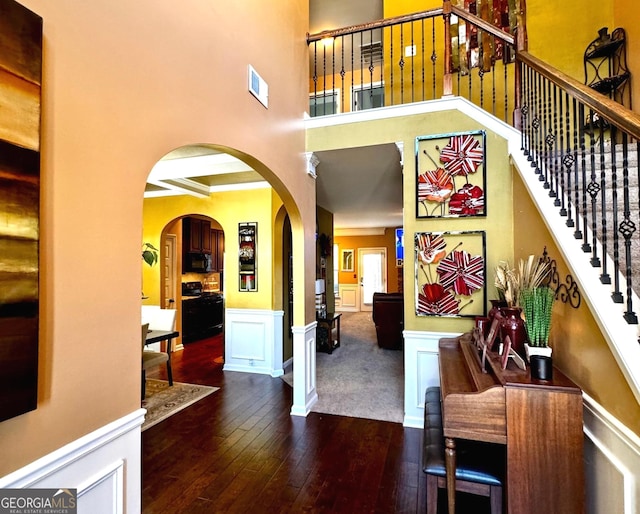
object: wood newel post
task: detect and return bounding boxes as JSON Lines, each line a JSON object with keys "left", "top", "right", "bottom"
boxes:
{"left": 513, "top": 0, "right": 528, "bottom": 129}
{"left": 443, "top": 0, "right": 453, "bottom": 96}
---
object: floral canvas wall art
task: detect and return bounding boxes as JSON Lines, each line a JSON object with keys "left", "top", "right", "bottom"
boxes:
{"left": 415, "top": 130, "right": 486, "bottom": 218}
{"left": 414, "top": 231, "right": 486, "bottom": 318}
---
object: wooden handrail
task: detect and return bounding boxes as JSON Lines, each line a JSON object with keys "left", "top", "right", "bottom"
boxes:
{"left": 518, "top": 51, "right": 640, "bottom": 141}
{"left": 307, "top": 8, "right": 443, "bottom": 43}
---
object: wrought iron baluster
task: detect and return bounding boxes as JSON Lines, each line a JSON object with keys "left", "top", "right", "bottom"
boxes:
{"left": 571, "top": 97, "right": 580, "bottom": 231}
{"left": 389, "top": 26, "right": 394, "bottom": 106}
{"left": 542, "top": 76, "right": 550, "bottom": 189}
{"left": 560, "top": 90, "right": 571, "bottom": 219}
{"left": 410, "top": 20, "right": 415, "bottom": 103}
{"left": 586, "top": 111, "right": 599, "bottom": 263}
{"left": 332, "top": 36, "right": 336, "bottom": 114}
{"left": 549, "top": 81, "right": 561, "bottom": 202}
{"left": 351, "top": 33, "right": 355, "bottom": 111}
{"left": 619, "top": 134, "right": 637, "bottom": 323}
{"left": 399, "top": 24, "right": 405, "bottom": 105}
{"left": 610, "top": 126, "right": 622, "bottom": 302}
{"left": 312, "top": 41, "right": 318, "bottom": 114}
{"left": 598, "top": 119, "right": 610, "bottom": 284}
{"left": 577, "top": 102, "right": 587, "bottom": 242}
{"left": 340, "top": 35, "right": 345, "bottom": 113}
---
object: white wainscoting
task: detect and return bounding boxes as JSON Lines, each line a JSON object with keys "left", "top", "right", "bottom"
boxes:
{"left": 583, "top": 393, "right": 640, "bottom": 514}
{"left": 402, "top": 330, "right": 461, "bottom": 428}
{"left": 290, "top": 321, "right": 318, "bottom": 417}
{"left": 337, "top": 284, "right": 358, "bottom": 312}
{"left": 0, "top": 410, "right": 145, "bottom": 514}
{"left": 223, "top": 309, "right": 284, "bottom": 377}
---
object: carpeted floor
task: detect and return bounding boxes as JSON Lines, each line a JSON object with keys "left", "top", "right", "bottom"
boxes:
{"left": 282, "top": 311, "right": 404, "bottom": 423}
{"left": 141, "top": 379, "right": 219, "bottom": 431}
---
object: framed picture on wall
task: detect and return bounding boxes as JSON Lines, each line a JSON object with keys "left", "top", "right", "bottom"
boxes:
{"left": 415, "top": 230, "right": 486, "bottom": 318}
{"left": 239, "top": 222, "right": 257, "bottom": 291}
{"left": 415, "top": 130, "right": 486, "bottom": 218}
{"left": 341, "top": 249, "right": 354, "bottom": 272}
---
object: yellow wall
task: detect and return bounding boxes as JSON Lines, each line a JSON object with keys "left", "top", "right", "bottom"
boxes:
{"left": 613, "top": 0, "right": 640, "bottom": 114}
{"left": 306, "top": 108, "right": 514, "bottom": 334}
{"left": 316, "top": 206, "right": 336, "bottom": 312}
{"left": 0, "top": 0, "right": 311, "bottom": 477}
{"left": 335, "top": 229, "right": 401, "bottom": 293}
{"left": 527, "top": 0, "right": 613, "bottom": 82}
{"left": 143, "top": 188, "right": 280, "bottom": 310}
{"left": 512, "top": 171, "right": 640, "bottom": 434}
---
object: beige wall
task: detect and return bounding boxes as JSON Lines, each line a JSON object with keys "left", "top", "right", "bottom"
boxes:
{"left": 0, "top": 0, "right": 311, "bottom": 476}
{"left": 512, "top": 172, "right": 640, "bottom": 434}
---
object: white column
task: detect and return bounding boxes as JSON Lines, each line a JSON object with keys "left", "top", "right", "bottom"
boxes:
{"left": 290, "top": 321, "right": 318, "bottom": 416}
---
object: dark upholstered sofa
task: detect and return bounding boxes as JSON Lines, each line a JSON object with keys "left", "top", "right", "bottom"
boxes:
{"left": 372, "top": 292, "right": 404, "bottom": 350}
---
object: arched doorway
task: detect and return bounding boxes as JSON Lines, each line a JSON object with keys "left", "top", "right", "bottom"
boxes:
{"left": 142, "top": 144, "right": 310, "bottom": 397}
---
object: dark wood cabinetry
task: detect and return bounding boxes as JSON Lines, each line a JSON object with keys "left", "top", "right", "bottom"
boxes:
{"left": 211, "top": 229, "right": 224, "bottom": 272}
{"left": 184, "top": 217, "right": 212, "bottom": 254}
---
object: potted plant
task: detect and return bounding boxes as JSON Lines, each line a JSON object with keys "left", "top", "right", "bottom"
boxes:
{"left": 493, "top": 255, "right": 551, "bottom": 359}
{"left": 516, "top": 255, "right": 554, "bottom": 361}
{"left": 142, "top": 242, "right": 159, "bottom": 266}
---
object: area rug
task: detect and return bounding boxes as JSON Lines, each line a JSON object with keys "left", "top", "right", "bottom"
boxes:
{"left": 281, "top": 311, "right": 404, "bottom": 423}
{"left": 141, "top": 379, "right": 219, "bottom": 431}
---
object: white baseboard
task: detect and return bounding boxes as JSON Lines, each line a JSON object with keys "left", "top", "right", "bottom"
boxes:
{"left": 583, "top": 393, "right": 640, "bottom": 514}
{"left": 0, "top": 410, "right": 145, "bottom": 514}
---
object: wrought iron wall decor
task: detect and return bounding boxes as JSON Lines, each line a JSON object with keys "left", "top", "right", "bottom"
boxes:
{"left": 416, "top": 130, "right": 486, "bottom": 218}
{"left": 540, "top": 247, "right": 581, "bottom": 309}
{"left": 415, "top": 230, "right": 487, "bottom": 318}
{"left": 238, "top": 222, "right": 257, "bottom": 292}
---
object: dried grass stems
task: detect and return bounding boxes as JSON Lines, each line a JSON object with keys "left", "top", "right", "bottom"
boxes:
{"left": 495, "top": 255, "right": 554, "bottom": 347}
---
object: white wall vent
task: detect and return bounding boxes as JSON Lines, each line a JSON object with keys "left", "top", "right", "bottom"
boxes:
{"left": 248, "top": 65, "right": 268, "bottom": 108}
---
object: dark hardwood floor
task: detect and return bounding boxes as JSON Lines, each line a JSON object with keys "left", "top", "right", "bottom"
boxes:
{"left": 142, "top": 330, "right": 491, "bottom": 513}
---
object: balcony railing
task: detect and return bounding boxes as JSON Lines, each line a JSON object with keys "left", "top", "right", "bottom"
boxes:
{"left": 308, "top": 4, "right": 640, "bottom": 328}
{"left": 307, "top": 5, "right": 517, "bottom": 124}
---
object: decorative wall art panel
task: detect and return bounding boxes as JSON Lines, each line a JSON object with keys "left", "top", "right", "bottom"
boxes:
{"left": 414, "top": 230, "right": 486, "bottom": 318}
{"left": 239, "top": 222, "right": 257, "bottom": 292}
{"left": 0, "top": 0, "right": 42, "bottom": 423}
{"left": 415, "top": 130, "right": 486, "bottom": 218}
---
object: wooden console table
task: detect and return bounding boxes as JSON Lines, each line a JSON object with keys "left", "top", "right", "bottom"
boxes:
{"left": 316, "top": 312, "right": 342, "bottom": 354}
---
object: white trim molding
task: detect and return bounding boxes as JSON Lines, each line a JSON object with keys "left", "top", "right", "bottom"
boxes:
{"left": 290, "top": 321, "right": 318, "bottom": 417}
{"left": 583, "top": 393, "right": 640, "bottom": 514}
{"left": 223, "top": 309, "right": 284, "bottom": 377}
{"left": 402, "top": 330, "right": 461, "bottom": 428}
{"left": 0, "top": 410, "right": 145, "bottom": 514}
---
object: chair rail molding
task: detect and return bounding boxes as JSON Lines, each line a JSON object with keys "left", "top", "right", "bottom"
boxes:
{"left": 583, "top": 393, "right": 640, "bottom": 514}
{"left": 0, "top": 410, "right": 145, "bottom": 514}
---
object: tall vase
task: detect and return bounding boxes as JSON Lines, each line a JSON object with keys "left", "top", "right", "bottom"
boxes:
{"left": 499, "top": 307, "right": 527, "bottom": 358}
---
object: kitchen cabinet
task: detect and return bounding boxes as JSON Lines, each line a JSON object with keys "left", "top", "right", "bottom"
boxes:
{"left": 211, "top": 229, "right": 224, "bottom": 272}
{"left": 183, "top": 217, "right": 212, "bottom": 254}
{"left": 182, "top": 294, "right": 224, "bottom": 343}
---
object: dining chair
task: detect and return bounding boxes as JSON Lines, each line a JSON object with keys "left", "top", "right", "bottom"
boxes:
{"left": 146, "top": 308, "right": 177, "bottom": 352}
{"left": 141, "top": 317, "right": 174, "bottom": 400}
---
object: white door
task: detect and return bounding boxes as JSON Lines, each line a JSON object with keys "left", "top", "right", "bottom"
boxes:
{"left": 163, "top": 234, "right": 177, "bottom": 309}
{"left": 358, "top": 247, "right": 387, "bottom": 311}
